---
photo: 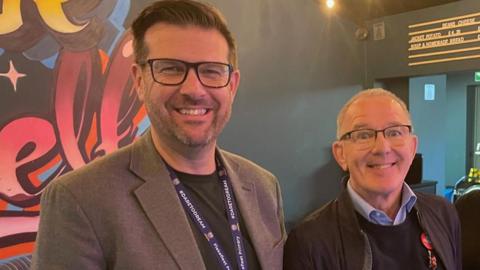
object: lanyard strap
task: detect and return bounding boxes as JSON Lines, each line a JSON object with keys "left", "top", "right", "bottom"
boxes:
{"left": 216, "top": 158, "right": 249, "bottom": 270}
{"left": 164, "top": 155, "right": 249, "bottom": 270}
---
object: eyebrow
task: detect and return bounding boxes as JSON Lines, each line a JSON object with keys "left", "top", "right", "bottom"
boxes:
{"left": 351, "top": 121, "right": 405, "bottom": 130}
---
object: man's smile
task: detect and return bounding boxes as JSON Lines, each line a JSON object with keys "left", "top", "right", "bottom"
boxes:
{"left": 177, "top": 108, "right": 210, "bottom": 115}
{"left": 367, "top": 162, "right": 397, "bottom": 169}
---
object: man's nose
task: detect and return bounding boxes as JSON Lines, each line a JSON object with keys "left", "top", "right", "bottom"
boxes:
{"left": 371, "top": 131, "right": 392, "bottom": 153}
{"left": 179, "top": 68, "right": 207, "bottom": 97}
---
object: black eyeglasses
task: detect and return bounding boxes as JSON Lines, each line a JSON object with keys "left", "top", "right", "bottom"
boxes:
{"left": 339, "top": 124, "right": 412, "bottom": 149}
{"left": 141, "top": 58, "right": 233, "bottom": 88}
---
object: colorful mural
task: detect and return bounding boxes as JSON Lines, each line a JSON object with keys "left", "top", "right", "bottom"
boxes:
{"left": 0, "top": 0, "right": 149, "bottom": 264}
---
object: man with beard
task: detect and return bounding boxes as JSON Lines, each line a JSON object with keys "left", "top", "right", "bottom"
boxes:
{"left": 283, "top": 89, "right": 461, "bottom": 270}
{"left": 32, "top": 1, "right": 286, "bottom": 269}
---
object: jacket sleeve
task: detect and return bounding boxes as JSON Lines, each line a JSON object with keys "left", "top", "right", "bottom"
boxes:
{"left": 450, "top": 203, "right": 462, "bottom": 270}
{"left": 31, "top": 181, "right": 106, "bottom": 270}
{"left": 283, "top": 229, "right": 316, "bottom": 270}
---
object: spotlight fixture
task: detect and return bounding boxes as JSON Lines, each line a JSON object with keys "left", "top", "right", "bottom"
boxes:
{"left": 326, "top": 0, "right": 335, "bottom": 9}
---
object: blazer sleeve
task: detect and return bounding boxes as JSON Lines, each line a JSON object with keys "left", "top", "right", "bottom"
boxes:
{"left": 275, "top": 178, "right": 287, "bottom": 244}
{"left": 31, "top": 182, "right": 106, "bottom": 270}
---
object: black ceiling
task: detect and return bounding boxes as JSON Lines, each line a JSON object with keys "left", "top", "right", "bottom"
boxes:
{"left": 328, "top": 0, "right": 460, "bottom": 25}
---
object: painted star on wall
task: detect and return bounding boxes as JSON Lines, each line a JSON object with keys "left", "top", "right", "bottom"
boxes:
{"left": 0, "top": 60, "right": 26, "bottom": 92}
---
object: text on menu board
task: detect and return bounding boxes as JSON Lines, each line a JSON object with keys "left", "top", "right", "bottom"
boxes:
{"left": 408, "top": 12, "right": 480, "bottom": 66}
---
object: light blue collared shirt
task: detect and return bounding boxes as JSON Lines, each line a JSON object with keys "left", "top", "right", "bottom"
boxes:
{"left": 347, "top": 180, "right": 417, "bottom": 226}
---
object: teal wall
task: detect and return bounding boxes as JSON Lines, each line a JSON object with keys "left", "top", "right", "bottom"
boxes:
{"left": 406, "top": 72, "right": 477, "bottom": 190}
{"left": 214, "top": 0, "right": 364, "bottom": 225}
{"left": 409, "top": 72, "right": 477, "bottom": 190}
{"left": 446, "top": 72, "right": 477, "bottom": 185}
{"left": 409, "top": 75, "right": 447, "bottom": 196}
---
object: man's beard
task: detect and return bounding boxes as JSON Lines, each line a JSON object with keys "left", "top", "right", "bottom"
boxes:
{"left": 146, "top": 100, "right": 231, "bottom": 148}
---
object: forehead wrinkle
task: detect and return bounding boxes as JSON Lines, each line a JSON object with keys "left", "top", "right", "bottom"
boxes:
{"left": 144, "top": 24, "right": 229, "bottom": 63}
{"left": 344, "top": 98, "right": 410, "bottom": 129}
{"left": 350, "top": 121, "right": 407, "bottom": 131}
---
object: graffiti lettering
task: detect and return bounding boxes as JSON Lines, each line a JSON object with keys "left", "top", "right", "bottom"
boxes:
{"left": 0, "top": 0, "right": 23, "bottom": 34}
{"left": 34, "top": 0, "right": 88, "bottom": 33}
{"left": 55, "top": 50, "right": 96, "bottom": 169}
{"left": 0, "top": 117, "right": 56, "bottom": 199}
{"left": 0, "top": 1, "right": 138, "bottom": 263}
{"left": 0, "top": 0, "right": 88, "bottom": 35}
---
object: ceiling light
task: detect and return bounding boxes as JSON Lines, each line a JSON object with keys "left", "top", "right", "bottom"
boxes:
{"left": 326, "top": 0, "right": 335, "bottom": 9}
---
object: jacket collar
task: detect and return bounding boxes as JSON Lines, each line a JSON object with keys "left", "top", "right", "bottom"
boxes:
{"left": 128, "top": 133, "right": 270, "bottom": 269}
{"left": 336, "top": 187, "right": 373, "bottom": 270}
{"left": 215, "top": 150, "right": 274, "bottom": 269}
{"left": 337, "top": 180, "right": 453, "bottom": 270}
{"left": 129, "top": 133, "right": 205, "bottom": 270}
{"left": 413, "top": 197, "right": 453, "bottom": 270}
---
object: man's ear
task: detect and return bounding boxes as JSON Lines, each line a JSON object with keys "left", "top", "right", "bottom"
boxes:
{"left": 228, "top": 69, "right": 240, "bottom": 100}
{"left": 131, "top": 63, "right": 145, "bottom": 101}
{"left": 332, "top": 141, "right": 348, "bottom": 171}
{"left": 410, "top": 134, "right": 418, "bottom": 161}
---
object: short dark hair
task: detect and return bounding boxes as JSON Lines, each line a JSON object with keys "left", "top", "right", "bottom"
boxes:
{"left": 131, "top": 0, "right": 238, "bottom": 68}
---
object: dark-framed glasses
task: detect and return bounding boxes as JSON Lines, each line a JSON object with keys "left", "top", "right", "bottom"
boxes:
{"left": 339, "top": 124, "right": 412, "bottom": 149}
{"left": 142, "top": 58, "right": 233, "bottom": 88}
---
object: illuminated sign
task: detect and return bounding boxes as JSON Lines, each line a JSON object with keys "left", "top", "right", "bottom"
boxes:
{"left": 408, "top": 12, "right": 480, "bottom": 66}
{"left": 424, "top": 84, "right": 435, "bottom": 100}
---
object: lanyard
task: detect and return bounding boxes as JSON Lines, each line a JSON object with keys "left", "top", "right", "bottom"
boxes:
{"left": 163, "top": 155, "right": 249, "bottom": 270}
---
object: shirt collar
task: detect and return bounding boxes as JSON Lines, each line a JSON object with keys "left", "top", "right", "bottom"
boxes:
{"left": 347, "top": 180, "right": 417, "bottom": 225}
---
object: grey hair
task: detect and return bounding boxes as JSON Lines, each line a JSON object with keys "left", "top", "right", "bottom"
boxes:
{"left": 336, "top": 88, "right": 412, "bottom": 139}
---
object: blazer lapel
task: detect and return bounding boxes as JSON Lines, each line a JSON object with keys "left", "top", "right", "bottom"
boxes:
{"left": 218, "top": 150, "right": 273, "bottom": 269}
{"left": 130, "top": 134, "right": 205, "bottom": 270}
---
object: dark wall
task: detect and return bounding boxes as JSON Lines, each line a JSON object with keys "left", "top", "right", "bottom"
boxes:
{"left": 210, "top": 0, "right": 365, "bottom": 225}
{"left": 378, "top": 77, "right": 410, "bottom": 107}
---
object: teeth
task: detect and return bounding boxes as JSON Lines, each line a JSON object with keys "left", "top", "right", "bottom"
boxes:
{"left": 178, "top": 108, "right": 207, "bottom": 115}
{"left": 371, "top": 163, "right": 393, "bottom": 169}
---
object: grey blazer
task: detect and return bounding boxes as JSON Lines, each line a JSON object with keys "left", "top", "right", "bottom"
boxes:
{"left": 31, "top": 133, "right": 286, "bottom": 270}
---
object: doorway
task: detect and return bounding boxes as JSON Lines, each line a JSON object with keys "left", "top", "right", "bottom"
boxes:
{"left": 466, "top": 85, "right": 480, "bottom": 171}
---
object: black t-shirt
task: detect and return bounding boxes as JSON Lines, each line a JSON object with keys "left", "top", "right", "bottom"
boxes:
{"left": 175, "top": 170, "right": 261, "bottom": 270}
{"left": 357, "top": 209, "right": 445, "bottom": 270}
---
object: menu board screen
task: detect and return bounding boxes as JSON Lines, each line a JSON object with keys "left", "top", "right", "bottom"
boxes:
{"left": 408, "top": 12, "right": 480, "bottom": 66}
